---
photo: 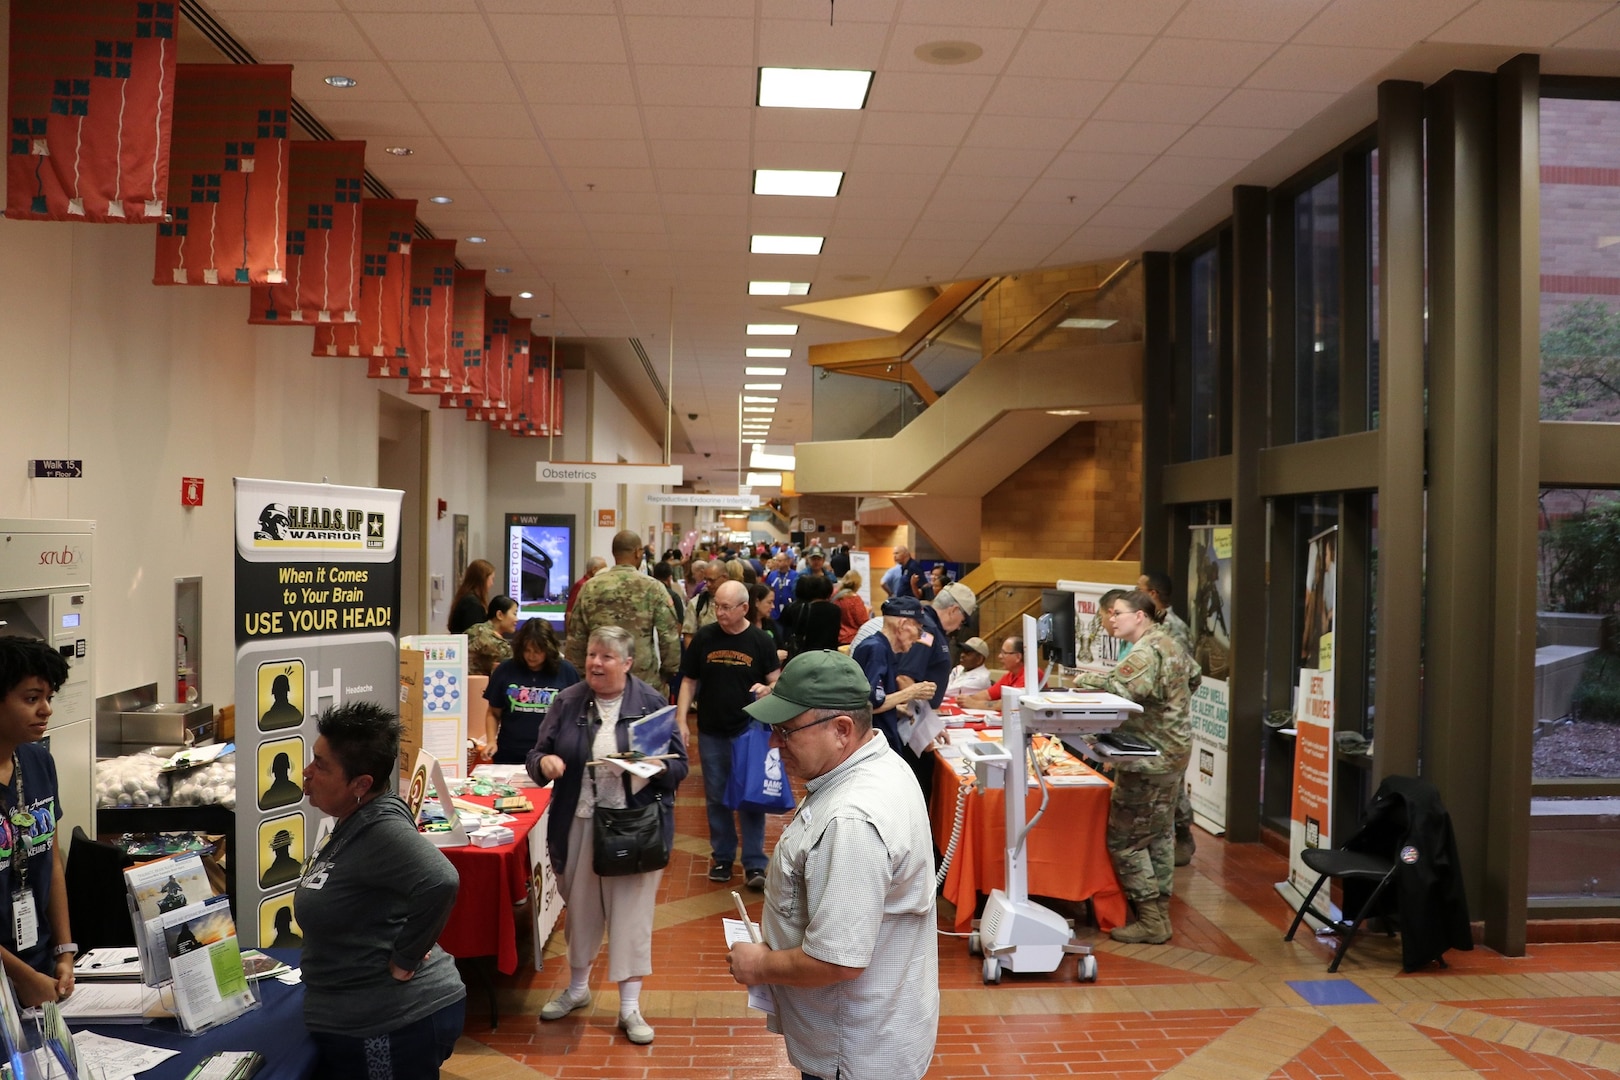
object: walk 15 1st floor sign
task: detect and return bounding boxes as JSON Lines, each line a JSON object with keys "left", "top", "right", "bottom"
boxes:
{"left": 232, "top": 477, "right": 403, "bottom": 948}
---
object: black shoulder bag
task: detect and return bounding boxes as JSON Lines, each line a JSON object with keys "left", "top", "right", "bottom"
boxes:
{"left": 591, "top": 708, "right": 671, "bottom": 878}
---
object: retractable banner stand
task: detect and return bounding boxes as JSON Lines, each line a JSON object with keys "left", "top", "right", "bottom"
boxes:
{"left": 1063, "top": 579, "right": 1138, "bottom": 675}
{"left": 1283, "top": 526, "right": 1338, "bottom": 912}
{"left": 233, "top": 479, "right": 403, "bottom": 947}
{"left": 1187, "top": 526, "right": 1233, "bottom": 834}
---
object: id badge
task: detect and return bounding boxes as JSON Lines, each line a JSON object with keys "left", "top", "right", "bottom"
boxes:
{"left": 11, "top": 891, "right": 37, "bottom": 951}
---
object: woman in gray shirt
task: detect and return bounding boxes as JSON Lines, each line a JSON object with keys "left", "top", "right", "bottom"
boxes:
{"left": 295, "top": 702, "right": 465, "bottom": 1078}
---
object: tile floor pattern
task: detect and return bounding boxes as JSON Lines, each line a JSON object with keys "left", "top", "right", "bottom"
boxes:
{"left": 442, "top": 763, "right": 1620, "bottom": 1079}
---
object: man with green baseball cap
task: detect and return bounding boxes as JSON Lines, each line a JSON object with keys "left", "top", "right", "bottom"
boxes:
{"left": 727, "top": 651, "right": 938, "bottom": 1080}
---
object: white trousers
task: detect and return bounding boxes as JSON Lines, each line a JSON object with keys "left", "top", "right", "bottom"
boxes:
{"left": 560, "top": 812, "right": 663, "bottom": 983}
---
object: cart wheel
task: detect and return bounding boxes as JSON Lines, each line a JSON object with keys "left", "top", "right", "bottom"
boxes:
{"left": 967, "top": 931, "right": 981, "bottom": 956}
{"left": 982, "top": 957, "right": 1000, "bottom": 985}
{"left": 1078, "top": 955, "right": 1098, "bottom": 983}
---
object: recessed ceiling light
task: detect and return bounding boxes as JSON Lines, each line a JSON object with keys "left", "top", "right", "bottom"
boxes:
{"left": 743, "top": 406, "right": 776, "bottom": 413}
{"left": 494, "top": 267, "right": 511, "bottom": 274}
{"left": 749, "top": 280, "right": 812, "bottom": 296}
{"left": 746, "top": 353, "right": 790, "bottom": 363}
{"left": 751, "top": 235, "right": 823, "bottom": 255}
{"left": 1046, "top": 409, "right": 1092, "bottom": 417}
{"left": 744, "top": 383, "right": 782, "bottom": 390}
{"left": 429, "top": 195, "right": 453, "bottom": 204}
{"left": 743, "top": 396, "right": 778, "bottom": 404}
{"left": 754, "top": 170, "right": 843, "bottom": 198}
{"left": 518, "top": 291, "right": 534, "bottom": 299}
{"left": 913, "top": 40, "right": 984, "bottom": 66}
{"left": 324, "top": 75, "right": 358, "bottom": 88}
{"left": 466, "top": 235, "right": 487, "bottom": 243}
{"left": 757, "top": 67, "right": 873, "bottom": 110}
{"left": 384, "top": 146, "right": 414, "bottom": 157}
{"left": 1058, "top": 317, "right": 1118, "bottom": 330}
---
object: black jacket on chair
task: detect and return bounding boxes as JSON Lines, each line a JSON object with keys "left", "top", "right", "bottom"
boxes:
{"left": 1343, "top": 775, "right": 1473, "bottom": 972}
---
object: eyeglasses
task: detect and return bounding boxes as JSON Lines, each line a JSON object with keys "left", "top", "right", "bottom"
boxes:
{"left": 773, "top": 715, "right": 838, "bottom": 740}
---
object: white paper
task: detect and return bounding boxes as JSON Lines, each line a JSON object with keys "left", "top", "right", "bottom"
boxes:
{"left": 601, "top": 756, "right": 667, "bottom": 780}
{"left": 274, "top": 968, "right": 303, "bottom": 985}
{"left": 74, "top": 948, "right": 143, "bottom": 979}
{"left": 902, "top": 702, "right": 947, "bottom": 757}
{"left": 57, "top": 983, "right": 167, "bottom": 1023}
{"left": 721, "top": 918, "right": 776, "bottom": 1015}
{"left": 72, "top": 1030, "right": 182, "bottom": 1077}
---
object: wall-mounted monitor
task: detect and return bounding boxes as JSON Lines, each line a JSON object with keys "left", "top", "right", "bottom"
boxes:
{"left": 504, "top": 513, "right": 573, "bottom": 629}
{"left": 1039, "top": 588, "right": 1078, "bottom": 668}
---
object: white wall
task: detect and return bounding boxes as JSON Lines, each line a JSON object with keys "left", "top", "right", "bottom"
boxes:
{"left": 0, "top": 216, "right": 485, "bottom": 704}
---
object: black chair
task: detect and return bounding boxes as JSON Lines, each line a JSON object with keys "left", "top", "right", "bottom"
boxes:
{"left": 65, "top": 826, "right": 137, "bottom": 949}
{"left": 1283, "top": 846, "right": 1399, "bottom": 973}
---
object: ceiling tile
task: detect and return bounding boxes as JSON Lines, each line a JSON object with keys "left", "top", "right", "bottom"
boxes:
{"left": 1556, "top": 4, "right": 1620, "bottom": 46}
{"left": 349, "top": 13, "right": 498, "bottom": 60}
{"left": 532, "top": 104, "right": 647, "bottom": 141}
{"left": 1294, "top": 0, "right": 1475, "bottom": 47}
{"left": 848, "top": 142, "right": 956, "bottom": 175}
{"left": 1032, "top": 0, "right": 1184, "bottom": 35}
{"left": 650, "top": 139, "right": 750, "bottom": 170}
{"left": 509, "top": 63, "right": 638, "bottom": 105}
{"left": 752, "top": 109, "right": 866, "bottom": 144}
{"left": 366, "top": 161, "right": 470, "bottom": 190}
{"left": 758, "top": 17, "right": 890, "bottom": 68}
{"left": 551, "top": 166, "right": 659, "bottom": 193}
{"left": 485, "top": 13, "right": 628, "bottom": 62}
{"left": 1135, "top": 154, "right": 1248, "bottom": 186}
{"left": 420, "top": 103, "right": 537, "bottom": 139}
{"left": 855, "top": 110, "right": 974, "bottom": 146}
{"left": 1163, "top": 0, "right": 1333, "bottom": 43}
{"left": 962, "top": 113, "right": 1083, "bottom": 150}
{"left": 896, "top": 0, "right": 1041, "bottom": 26}
{"left": 623, "top": 15, "right": 755, "bottom": 66}
{"left": 639, "top": 106, "right": 751, "bottom": 141}
{"left": 1110, "top": 179, "right": 1214, "bottom": 210}
{"left": 1093, "top": 83, "right": 1229, "bottom": 126}
{"left": 635, "top": 65, "right": 758, "bottom": 107}
{"left": 380, "top": 62, "right": 519, "bottom": 104}
{"left": 1069, "top": 120, "right": 1188, "bottom": 156}
{"left": 545, "top": 140, "right": 654, "bottom": 169}
{"left": 663, "top": 192, "right": 750, "bottom": 216}
{"left": 980, "top": 77, "right": 1113, "bottom": 120}
{"left": 1019, "top": 175, "right": 1126, "bottom": 207}
{"left": 658, "top": 168, "right": 749, "bottom": 194}
{"left": 1244, "top": 45, "right": 1399, "bottom": 94}
{"left": 443, "top": 136, "right": 554, "bottom": 166}
{"left": 1006, "top": 32, "right": 1152, "bottom": 83}
{"left": 1042, "top": 151, "right": 1155, "bottom": 182}
{"left": 308, "top": 100, "right": 433, "bottom": 137}
{"left": 291, "top": 63, "right": 409, "bottom": 104}
{"left": 882, "top": 25, "right": 1026, "bottom": 74}
{"left": 1126, "top": 38, "right": 1277, "bottom": 87}
{"left": 212, "top": 11, "right": 375, "bottom": 60}
{"left": 947, "top": 146, "right": 1055, "bottom": 178}
{"left": 867, "top": 72, "right": 998, "bottom": 114}
{"left": 1201, "top": 88, "right": 1340, "bottom": 129}
{"left": 1087, "top": 202, "right": 1180, "bottom": 230}
{"left": 751, "top": 141, "right": 854, "bottom": 169}
{"left": 1168, "top": 124, "right": 1288, "bottom": 159}
{"left": 1428, "top": 0, "right": 1613, "bottom": 46}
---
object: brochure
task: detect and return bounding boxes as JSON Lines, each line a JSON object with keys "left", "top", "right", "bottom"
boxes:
{"left": 161, "top": 898, "right": 255, "bottom": 1032}
{"left": 628, "top": 705, "right": 677, "bottom": 756}
{"left": 126, "top": 851, "right": 213, "bottom": 921}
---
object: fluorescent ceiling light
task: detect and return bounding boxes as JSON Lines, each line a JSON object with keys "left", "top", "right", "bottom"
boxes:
{"left": 744, "top": 383, "right": 782, "bottom": 390}
{"left": 1058, "top": 317, "right": 1118, "bottom": 330}
{"left": 746, "top": 471, "right": 784, "bottom": 486}
{"left": 747, "top": 323, "right": 798, "bottom": 335}
{"left": 757, "top": 68, "right": 873, "bottom": 111}
{"left": 753, "top": 170, "right": 843, "bottom": 198}
{"left": 743, "top": 396, "right": 778, "bottom": 404}
{"left": 750, "top": 446, "right": 796, "bottom": 471}
{"left": 749, "top": 280, "right": 812, "bottom": 296}
{"left": 743, "top": 439, "right": 766, "bottom": 445}
{"left": 746, "top": 352, "right": 790, "bottom": 361}
{"left": 744, "top": 406, "right": 776, "bottom": 414}
{"left": 746, "top": 362, "right": 789, "bottom": 371}
{"left": 751, "top": 235, "right": 823, "bottom": 255}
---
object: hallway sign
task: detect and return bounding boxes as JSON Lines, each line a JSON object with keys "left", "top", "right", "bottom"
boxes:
{"left": 233, "top": 477, "right": 403, "bottom": 947}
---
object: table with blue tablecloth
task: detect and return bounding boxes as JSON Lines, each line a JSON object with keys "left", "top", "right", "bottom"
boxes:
{"left": 73, "top": 949, "right": 316, "bottom": 1080}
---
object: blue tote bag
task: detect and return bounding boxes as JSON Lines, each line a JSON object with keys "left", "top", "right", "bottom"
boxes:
{"left": 724, "top": 720, "right": 796, "bottom": 814}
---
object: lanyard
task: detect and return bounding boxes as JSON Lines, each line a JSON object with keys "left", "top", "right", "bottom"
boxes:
{"left": 5, "top": 754, "right": 31, "bottom": 890}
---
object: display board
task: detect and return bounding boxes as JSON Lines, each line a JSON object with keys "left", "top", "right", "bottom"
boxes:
{"left": 1186, "top": 526, "right": 1233, "bottom": 834}
{"left": 399, "top": 635, "right": 469, "bottom": 780}
{"left": 505, "top": 513, "right": 573, "bottom": 629}
{"left": 1058, "top": 579, "right": 1138, "bottom": 676}
{"left": 233, "top": 478, "right": 403, "bottom": 948}
{"left": 1285, "top": 526, "right": 1338, "bottom": 906}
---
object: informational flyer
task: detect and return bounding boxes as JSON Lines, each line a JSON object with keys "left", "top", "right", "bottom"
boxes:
{"left": 233, "top": 478, "right": 403, "bottom": 947}
{"left": 400, "top": 635, "right": 469, "bottom": 778}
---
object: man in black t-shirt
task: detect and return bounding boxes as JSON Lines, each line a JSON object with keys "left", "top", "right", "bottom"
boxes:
{"left": 675, "top": 581, "right": 780, "bottom": 889}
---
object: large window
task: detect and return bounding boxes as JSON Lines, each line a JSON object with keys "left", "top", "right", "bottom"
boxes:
{"left": 1294, "top": 175, "right": 1341, "bottom": 441}
{"left": 1540, "top": 97, "right": 1620, "bottom": 422}
{"left": 1188, "top": 247, "right": 1222, "bottom": 460}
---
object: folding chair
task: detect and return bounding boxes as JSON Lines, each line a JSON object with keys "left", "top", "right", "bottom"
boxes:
{"left": 1283, "top": 846, "right": 1399, "bottom": 973}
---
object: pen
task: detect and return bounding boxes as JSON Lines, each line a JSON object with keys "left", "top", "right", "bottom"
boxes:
{"left": 731, "top": 890, "right": 762, "bottom": 945}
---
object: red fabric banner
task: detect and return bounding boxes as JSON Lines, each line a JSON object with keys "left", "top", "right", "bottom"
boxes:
{"left": 490, "top": 317, "right": 529, "bottom": 429}
{"left": 512, "top": 341, "right": 551, "bottom": 437}
{"left": 438, "top": 270, "right": 485, "bottom": 410}
{"left": 6, "top": 0, "right": 175, "bottom": 222}
{"left": 310, "top": 198, "right": 416, "bottom": 376}
{"left": 463, "top": 294, "right": 510, "bottom": 419}
{"left": 406, "top": 238, "right": 457, "bottom": 395}
{"left": 249, "top": 140, "right": 364, "bottom": 325}
{"left": 154, "top": 64, "right": 291, "bottom": 286}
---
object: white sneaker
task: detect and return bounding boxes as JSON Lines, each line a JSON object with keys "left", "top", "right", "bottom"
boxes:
{"left": 618, "top": 1008, "right": 654, "bottom": 1045}
{"left": 539, "top": 988, "right": 591, "bottom": 1021}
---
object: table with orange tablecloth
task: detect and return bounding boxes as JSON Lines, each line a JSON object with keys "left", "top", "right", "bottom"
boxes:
{"left": 438, "top": 788, "right": 550, "bottom": 975}
{"left": 931, "top": 748, "right": 1127, "bottom": 933}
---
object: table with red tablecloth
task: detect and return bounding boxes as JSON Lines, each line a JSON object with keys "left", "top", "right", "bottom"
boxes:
{"left": 931, "top": 748, "right": 1127, "bottom": 933}
{"left": 437, "top": 789, "right": 550, "bottom": 975}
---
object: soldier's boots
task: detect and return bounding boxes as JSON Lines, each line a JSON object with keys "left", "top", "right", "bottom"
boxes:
{"left": 1174, "top": 826, "right": 1196, "bottom": 867}
{"left": 1110, "top": 897, "right": 1172, "bottom": 945}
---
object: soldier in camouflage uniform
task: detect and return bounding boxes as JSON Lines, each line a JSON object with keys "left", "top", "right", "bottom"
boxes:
{"left": 566, "top": 530, "right": 680, "bottom": 696}
{"left": 1074, "top": 588, "right": 1200, "bottom": 944}
{"left": 1140, "top": 570, "right": 1198, "bottom": 867}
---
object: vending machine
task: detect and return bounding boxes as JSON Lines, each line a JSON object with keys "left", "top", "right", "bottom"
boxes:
{"left": 0, "top": 520, "right": 95, "bottom": 843}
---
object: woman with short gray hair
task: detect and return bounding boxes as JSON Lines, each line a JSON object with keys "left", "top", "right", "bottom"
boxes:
{"left": 528, "top": 626, "right": 688, "bottom": 1045}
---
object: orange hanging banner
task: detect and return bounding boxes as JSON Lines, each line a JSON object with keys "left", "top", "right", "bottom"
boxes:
{"left": 6, "top": 0, "right": 176, "bottom": 222}
{"left": 437, "top": 269, "right": 485, "bottom": 409}
{"left": 311, "top": 198, "right": 417, "bottom": 376}
{"left": 406, "top": 238, "right": 457, "bottom": 395}
{"left": 154, "top": 64, "right": 292, "bottom": 286}
{"left": 249, "top": 140, "right": 364, "bottom": 325}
